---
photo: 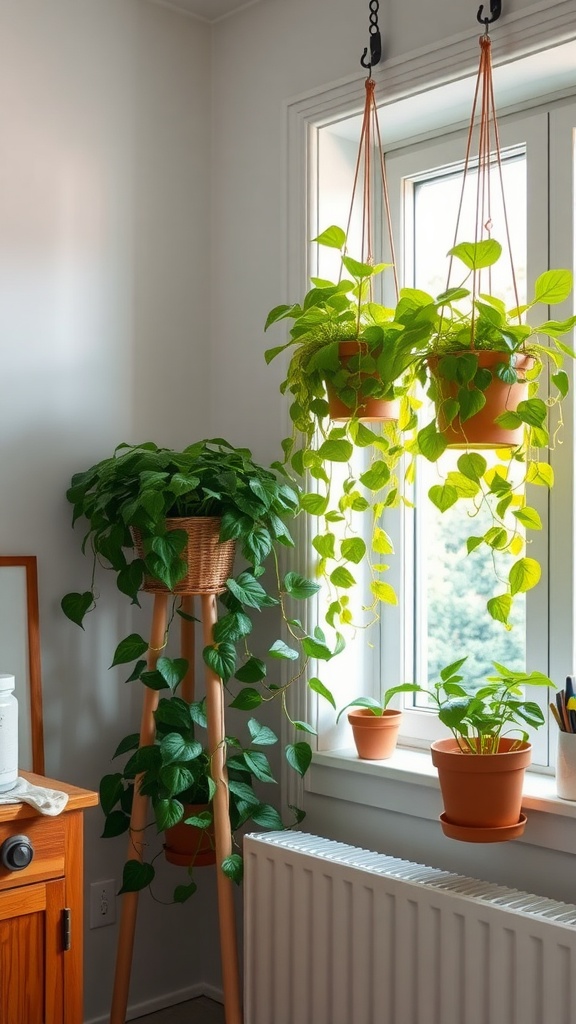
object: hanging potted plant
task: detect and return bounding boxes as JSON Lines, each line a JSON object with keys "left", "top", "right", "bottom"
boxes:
{"left": 264, "top": 76, "right": 432, "bottom": 632}
{"left": 400, "top": 238, "right": 576, "bottom": 627}
{"left": 411, "top": 238, "right": 575, "bottom": 449}
{"left": 62, "top": 438, "right": 343, "bottom": 896}
{"left": 420, "top": 656, "right": 553, "bottom": 842}
{"left": 336, "top": 682, "right": 420, "bottom": 759}
{"left": 266, "top": 74, "right": 416, "bottom": 431}
{"left": 265, "top": 225, "right": 430, "bottom": 631}
{"left": 265, "top": 224, "right": 411, "bottom": 424}
{"left": 389, "top": 31, "right": 576, "bottom": 628}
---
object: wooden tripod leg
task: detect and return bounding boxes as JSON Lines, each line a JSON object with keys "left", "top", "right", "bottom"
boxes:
{"left": 110, "top": 592, "right": 169, "bottom": 1024}
{"left": 201, "top": 593, "right": 243, "bottom": 1024}
{"left": 180, "top": 595, "right": 195, "bottom": 703}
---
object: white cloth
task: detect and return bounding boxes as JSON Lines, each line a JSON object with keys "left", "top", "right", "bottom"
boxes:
{"left": 0, "top": 776, "right": 69, "bottom": 816}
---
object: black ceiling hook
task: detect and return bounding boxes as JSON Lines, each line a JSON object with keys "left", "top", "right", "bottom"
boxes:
{"left": 477, "top": 0, "right": 502, "bottom": 26}
{"left": 360, "top": 31, "right": 382, "bottom": 70}
{"left": 360, "top": 0, "right": 382, "bottom": 71}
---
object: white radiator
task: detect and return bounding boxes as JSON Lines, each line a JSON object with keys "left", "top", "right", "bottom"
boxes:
{"left": 244, "top": 831, "right": 576, "bottom": 1024}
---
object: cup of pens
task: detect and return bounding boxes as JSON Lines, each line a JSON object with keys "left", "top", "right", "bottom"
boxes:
{"left": 553, "top": 676, "right": 576, "bottom": 800}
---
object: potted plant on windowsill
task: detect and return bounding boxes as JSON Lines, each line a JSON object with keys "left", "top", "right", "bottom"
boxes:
{"left": 265, "top": 226, "right": 430, "bottom": 630}
{"left": 402, "top": 239, "right": 576, "bottom": 626}
{"left": 336, "top": 683, "right": 420, "bottom": 760}
{"left": 62, "top": 438, "right": 343, "bottom": 895}
{"left": 419, "top": 656, "right": 553, "bottom": 842}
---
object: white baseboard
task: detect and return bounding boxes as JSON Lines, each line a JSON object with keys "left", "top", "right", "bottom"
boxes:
{"left": 85, "top": 982, "right": 224, "bottom": 1024}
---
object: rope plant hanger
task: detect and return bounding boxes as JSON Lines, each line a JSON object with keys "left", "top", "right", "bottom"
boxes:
{"left": 446, "top": 2, "right": 519, "bottom": 354}
{"left": 352, "top": 0, "right": 399, "bottom": 301}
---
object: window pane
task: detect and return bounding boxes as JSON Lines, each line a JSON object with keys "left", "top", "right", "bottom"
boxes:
{"left": 414, "top": 155, "right": 526, "bottom": 306}
{"left": 411, "top": 154, "right": 528, "bottom": 700}
{"left": 418, "top": 452, "right": 526, "bottom": 687}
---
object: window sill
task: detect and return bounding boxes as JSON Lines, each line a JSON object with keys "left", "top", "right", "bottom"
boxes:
{"left": 308, "top": 746, "right": 576, "bottom": 855}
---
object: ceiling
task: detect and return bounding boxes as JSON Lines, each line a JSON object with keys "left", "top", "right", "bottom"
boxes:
{"left": 151, "top": 0, "right": 264, "bottom": 22}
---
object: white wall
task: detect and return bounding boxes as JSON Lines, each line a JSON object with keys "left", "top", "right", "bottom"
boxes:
{"left": 0, "top": 1, "right": 217, "bottom": 1019}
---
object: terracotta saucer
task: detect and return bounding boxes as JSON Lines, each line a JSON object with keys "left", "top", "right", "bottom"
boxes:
{"left": 439, "top": 812, "right": 527, "bottom": 844}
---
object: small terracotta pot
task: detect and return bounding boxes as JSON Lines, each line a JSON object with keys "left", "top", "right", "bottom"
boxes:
{"left": 348, "top": 708, "right": 402, "bottom": 760}
{"left": 327, "top": 341, "right": 399, "bottom": 423}
{"left": 163, "top": 803, "right": 216, "bottom": 867}
{"left": 428, "top": 351, "right": 534, "bottom": 448}
{"left": 431, "top": 737, "right": 531, "bottom": 832}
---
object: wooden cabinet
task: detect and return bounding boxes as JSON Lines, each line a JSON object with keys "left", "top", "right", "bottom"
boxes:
{"left": 0, "top": 773, "right": 97, "bottom": 1024}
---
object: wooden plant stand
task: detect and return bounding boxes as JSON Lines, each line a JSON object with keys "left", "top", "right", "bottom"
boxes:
{"left": 109, "top": 591, "right": 242, "bottom": 1024}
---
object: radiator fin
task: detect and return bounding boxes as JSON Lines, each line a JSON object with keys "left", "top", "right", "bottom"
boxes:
{"left": 244, "top": 831, "right": 576, "bottom": 1024}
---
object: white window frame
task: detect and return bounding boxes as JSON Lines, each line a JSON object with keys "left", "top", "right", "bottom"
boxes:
{"left": 281, "top": 15, "right": 576, "bottom": 843}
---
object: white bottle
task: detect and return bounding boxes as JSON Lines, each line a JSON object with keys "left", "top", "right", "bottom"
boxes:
{"left": 0, "top": 675, "right": 18, "bottom": 792}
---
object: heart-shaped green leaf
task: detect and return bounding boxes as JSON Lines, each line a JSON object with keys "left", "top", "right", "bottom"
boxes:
{"left": 111, "top": 634, "right": 149, "bottom": 668}
{"left": 509, "top": 557, "right": 541, "bottom": 595}
{"left": 119, "top": 860, "right": 155, "bottom": 894}
{"left": 285, "top": 742, "right": 312, "bottom": 778}
{"left": 61, "top": 591, "right": 93, "bottom": 628}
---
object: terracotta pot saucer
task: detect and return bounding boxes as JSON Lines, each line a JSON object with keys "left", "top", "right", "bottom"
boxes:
{"left": 439, "top": 811, "right": 527, "bottom": 843}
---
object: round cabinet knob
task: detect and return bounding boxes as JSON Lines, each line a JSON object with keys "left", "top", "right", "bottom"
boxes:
{"left": 0, "top": 835, "right": 34, "bottom": 871}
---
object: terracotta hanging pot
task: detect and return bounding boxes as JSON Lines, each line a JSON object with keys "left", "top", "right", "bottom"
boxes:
{"left": 327, "top": 341, "right": 399, "bottom": 423}
{"left": 133, "top": 516, "right": 236, "bottom": 595}
{"left": 348, "top": 708, "right": 402, "bottom": 760}
{"left": 427, "top": 351, "right": 534, "bottom": 448}
{"left": 163, "top": 803, "right": 216, "bottom": 867}
{"left": 431, "top": 737, "right": 531, "bottom": 842}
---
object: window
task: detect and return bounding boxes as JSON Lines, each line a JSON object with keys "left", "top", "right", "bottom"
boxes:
{"left": 312, "top": 96, "right": 575, "bottom": 771}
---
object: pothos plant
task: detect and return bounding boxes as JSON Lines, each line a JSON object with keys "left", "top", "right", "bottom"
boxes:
{"left": 418, "top": 656, "right": 553, "bottom": 754}
{"left": 100, "top": 696, "right": 288, "bottom": 902}
{"left": 265, "top": 225, "right": 431, "bottom": 630}
{"left": 403, "top": 238, "right": 576, "bottom": 627}
{"left": 62, "top": 439, "right": 344, "bottom": 896}
{"left": 335, "top": 682, "right": 420, "bottom": 723}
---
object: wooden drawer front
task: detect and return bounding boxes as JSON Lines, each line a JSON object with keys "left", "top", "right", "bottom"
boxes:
{"left": 0, "top": 817, "right": 65, "bottom": 890}
{"left": 0, "top": 879, "right": 65, "bottom": 1023}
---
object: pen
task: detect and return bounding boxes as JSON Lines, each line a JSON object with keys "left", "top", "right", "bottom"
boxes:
{"left": 550, "top": 701, "right": 564, "bottom": 731}
{"left": 557, "top": 690, "right": 571, "bottom": 732}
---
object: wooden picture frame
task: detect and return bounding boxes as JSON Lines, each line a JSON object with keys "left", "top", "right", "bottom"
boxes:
{"left": 0, "top": 557, "right": 44, "bottom": 775}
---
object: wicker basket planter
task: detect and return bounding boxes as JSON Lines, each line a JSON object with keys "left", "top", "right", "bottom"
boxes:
{"left": 133, "top": 517, "right": 236, "bottom": 595}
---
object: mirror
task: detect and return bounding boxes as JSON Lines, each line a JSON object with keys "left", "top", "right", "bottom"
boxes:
{"left": 0, "top": 557, "right": 44, "bottom": 775}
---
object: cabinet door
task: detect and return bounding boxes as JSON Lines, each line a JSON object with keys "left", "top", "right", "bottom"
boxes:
{"left": 0, "top": 879, "right": 64, "bottom": 1024}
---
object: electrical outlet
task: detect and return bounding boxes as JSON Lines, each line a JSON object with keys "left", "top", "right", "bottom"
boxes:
{"left": 89, "top": 879, "right": 117, "bottom": 929}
